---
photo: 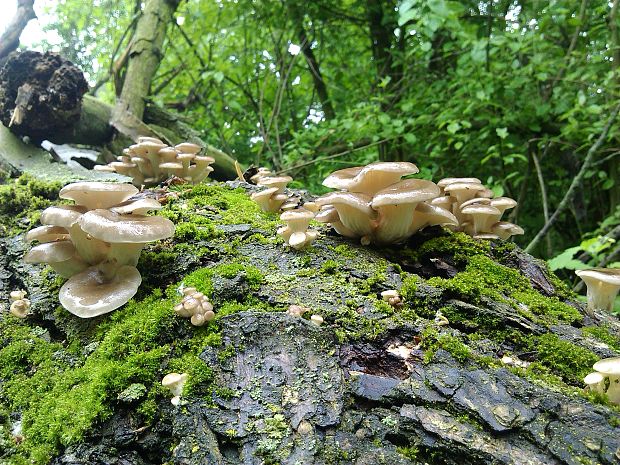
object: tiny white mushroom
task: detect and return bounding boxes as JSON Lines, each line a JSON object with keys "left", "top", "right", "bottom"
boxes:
{"left": 310, "top": 314, "right": 324, "bottom": 326}
{"left": 161, "top": 372, "right": 189, "bottom": 405}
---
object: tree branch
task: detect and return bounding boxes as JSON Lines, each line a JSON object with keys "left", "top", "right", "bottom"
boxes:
{"left": 525, "top": 102, "right": 620, "bottom": 253}
{"left": 0, "top": 0, "right": 36, "bottom": 61}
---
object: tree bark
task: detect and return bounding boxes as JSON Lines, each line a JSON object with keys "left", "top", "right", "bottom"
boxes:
{"left": 111, "top": 0, "right": 181, "bottom": 140}
{"left": 0, "top": 0, "right": 36, "bottom": 63}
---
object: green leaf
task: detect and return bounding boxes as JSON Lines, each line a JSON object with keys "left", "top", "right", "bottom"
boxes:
{"left": 213, "top": 71, "right": 224, "bottom": 83}
{"left": 496, "top": 127, "right": 508, "bottom": 139}
{"left": 548, "top": 246, "right": 585, "bottom": 271}
{"left": 421, "top": 42, "right": 432, "bottom": 52}
{"left": 447, "top": 122, "right": 460, "bottom": 134}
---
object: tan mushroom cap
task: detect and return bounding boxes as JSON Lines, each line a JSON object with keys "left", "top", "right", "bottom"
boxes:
{"left": 409, "top": 202, "right": 459, "bottom": 233}
{"left": 175, "top": 142, "right": 202, "bottom": 154}
{"left": 78, "top": 209, "right": 175, "bottom": 243}
{"left": 490, "top": 197, "right": 518, "bottom": 215}
{"left": 25, "top": 225, "right": 69, "bottom": 243}
{"left": 444, "top": 182, "right": 486, "bottom": 204}
{"left": 137, "top": 136, "right": 164, "bottom": 145}
{"left": 40, "top": 205, "right": 87, "bottom": 228}
{"left": 59, "top": 182, "right": 139, "bottom": 210}
{"left": 492, "top": 222, "right": 524, "bottom": 240}
{"left": 257, "top": 176, "right": 293, "bottom": 192}
{"left": 593, "top": 356, "right": 620, "bottom": 376}
{"left": 437, "top": 177, "right": 482, "bottom": 188}
{"left": 324, "top": 162, "right": 419, "bottom": 195}
{"left": 162, "top": 372, "right": 188, "bottom": 397}
{"left": 372, "top": 179, "right": 440, "bottom": 208}
{"left": 24, "top": 241, "right": 88, "bottom": 277}
{"left": 110, "top": 198, "right": 163, "bottom": 215}
{"left": 24, "top": 240, "right": 77, "bottom": 264}
{"left": 59, "top": 264, "right": 142, "bottom": 317}
{"left": 315, "top": 191, "right": 375, "bottom": 240}
{"left": 460, "top": 204, "right": 501, "bottom": 234}
{"left": 315, "top": 207, "right": 340, "bottom": 223}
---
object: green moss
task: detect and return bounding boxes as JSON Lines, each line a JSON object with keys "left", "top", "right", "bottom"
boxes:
{"left": 320, "top": 259, "right": 339, "bottom": 275}
{"left": 428, "top": 255, "right": 582, "bottom": 325}
{"left": 421, "top": 327, "right": 472, "bottom": 363}
{"left": 330, "top": 244, "right": 357, "bottom": 259}
{"left": 533, "top": 333, "right": 598, "bottom": 385}
{"left": 582, "top": 326, "right": 620, "bottom": 352}
{"left": 0, "top": 174, "right": 62, "bottom": 236}
{"left": 181, "top": 261, "right": 264, "bottom": 297}
{"left": 415, "top": 231, "right": 491, "bottom": 263}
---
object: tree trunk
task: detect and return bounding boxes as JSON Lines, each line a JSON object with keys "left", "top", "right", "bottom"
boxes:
{"left": 366, "top": 0, "right": 404, "bottom": 161}
{"left": 0, "top": 0, "right": 36, "bottom": 64}
{"left": 289, "top": 5, "right": 335, "bottom": 120}
{"left": 111, "top": 0, "right": 181, "bottom": 140}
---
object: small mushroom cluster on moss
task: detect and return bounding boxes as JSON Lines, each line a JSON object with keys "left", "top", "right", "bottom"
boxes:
{"left": 584, "top": 356, "right": 620, "bottom": 404}
{"left": 435, "top": 177, "right": 523, "bottom": 240}
{"left": 575, "top": 268, "right": 620, "bottom": 316}
{"left": 95, "top": 137, "right": 215, "bottom": 187}
{"left": 315, "top": 162, "right": 458, "bottom": 245}
{"left": 9, "top": 290, "right": 30, "bottom": 318}
{"left": 174, "top": 287, "right": 215, "bottom": 326}
{"left": 23, "top": 182, "right": 175, "bottom": 318}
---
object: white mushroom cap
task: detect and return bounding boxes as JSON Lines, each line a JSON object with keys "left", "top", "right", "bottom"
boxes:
{"left": 10, "top": 299, "right": 30, "bottom": 318}
{"left": 78, "top": 209, "right": 175, "bottom": 244}
{"left": 460, "top": 204, "right": 501, "bottom": 235}
{"left": 584, "top": 371, "right": 605, "bottom": 385}
{"left": 162, "top": 372, "right": 189, "bottom": 403}
{"left": 490, "top": 197, "right": 518, "bottom": 217}
{"left": 310, "top": 314, "right": 324, "bottom": 326}
{"left": 40, "top": 205, "right": 87, "bottom": 228}
{"left": 59, "top": 264, "right": 142, "bottom": 317}
{"left": 280, "top": 209, "right": 315, "bottom": 233}
{"left": 323, "top": 162, "right": 419, "bottom": 196}
{"left": 10, "top": 290, "right": 27, "bottom": 301}
{"left": 593, "top": 356, "right": 620, "bottom": 376}
{"left": 137, "top": 136, "right": 164, "bottom": 145}
{"left": 25, "top": 225, "right": 70, "bottom": 243}
{"left": 59, "top": 182, "right": 139, "bottom": 211}
{"left": 575, "top": 268, "right": 620, "bottom": 316}
{"left": 444, "top": 182, "right": 486, "bottom": 204}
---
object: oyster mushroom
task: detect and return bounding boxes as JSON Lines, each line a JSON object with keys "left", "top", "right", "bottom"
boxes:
{"left": 59, "top": 264, "right": 142, "bottom": 318}
{"left": 323, "top": 162, "right": 419, "bottom": 196}
{"left": 162, "top": 372, "right": 189, "bottom": 406}
{"left": 592, "top": 357, "right": 620, "bottom": 404}
{"left": 371, "top": 179, "right": 440, "bottom": 244}
{"left": 575, "top": 268, "right": 620, "bottom": 316}
{"left": 59, "top": 182, "right": 138, "bottom": 211}
{"left": 315, "top": 191, "right": 376, "bottom": 244}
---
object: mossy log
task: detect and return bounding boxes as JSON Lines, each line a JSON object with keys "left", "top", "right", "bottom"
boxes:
{"left": 1, "top": 177, "right": 620, "bottom": 465}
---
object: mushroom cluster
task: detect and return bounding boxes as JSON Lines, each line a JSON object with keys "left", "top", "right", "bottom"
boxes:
{"left": 575, "top": 268, "right": 620, "bottom": 316}
{"left": 174, "top": 287, "right": 215, "bottom": 326}
{"left": 435, "top": 177, "right": 523, "bottom": 240}
{"left": 23, "top": 182, "right": 175, "bottom": 318}
{"left": 250, "top": 172, "right": 294, "bottom": 213}
{"left": 277, "top": 202, "right": 319, "bottom": 249}
{"left": 584, "top": 357, "right": 620, "bottom": 404}
{"left": 95, "top": 137, "right": 215, "bottom": 187}
{"left": 9, "top": 290, "right": 30, "bottom": 318}
{"left": 315, "top": 162, "right": 458, "bottom": 245}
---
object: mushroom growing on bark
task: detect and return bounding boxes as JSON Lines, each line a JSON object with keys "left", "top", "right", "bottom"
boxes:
{"left": 277, "top": 208, "right": 318, "bottom": 250}
{"left": 174, "top": 287, "right": 215, "bottom": 326}
{"left": 575, "top": 268, "right": 620, "bottom": 316}
{"left": 162, "top": 372, "right": 188, "bottom": 406}
{"left": 95, "top": 138, "right": 215, "bottom": 186}
{"left": 23, "top": 181, "right": 175, "bottom": 318}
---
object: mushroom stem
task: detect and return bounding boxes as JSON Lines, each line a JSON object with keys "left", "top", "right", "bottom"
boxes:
{"left": 373, "top": 204, "right": 418, "bottom": 244}
{"left": 586, "top": 281, "right": 620, "bottom": 315}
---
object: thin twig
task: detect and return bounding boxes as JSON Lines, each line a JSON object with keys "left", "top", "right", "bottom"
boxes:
{"left": 532, "top": 144, "right": 552, "bottom": 253}
{"left": 525, "top": 102, "right": 620, "bottom": 253}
